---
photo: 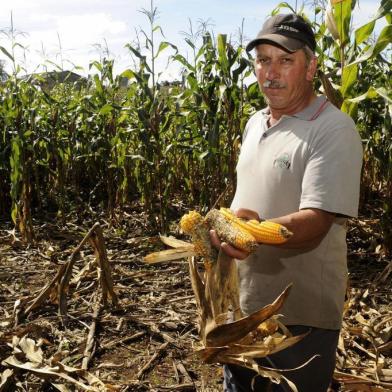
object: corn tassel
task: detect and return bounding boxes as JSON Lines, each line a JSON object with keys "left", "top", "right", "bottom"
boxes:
{"left": 220, "top": 208, "right": 292, "bottom": 245}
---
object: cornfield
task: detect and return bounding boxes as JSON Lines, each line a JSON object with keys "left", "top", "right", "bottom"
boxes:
{"left": 0, "top": 0, "right": 391, "bottom": 252}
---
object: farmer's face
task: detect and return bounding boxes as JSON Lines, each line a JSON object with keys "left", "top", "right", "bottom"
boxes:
{"left": 255, "top": 44, "right": 317, "bottom": 113}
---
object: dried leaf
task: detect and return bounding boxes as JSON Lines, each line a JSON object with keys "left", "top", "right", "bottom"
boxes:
{"left": 3, "top": 356, "right": 96, "bottom": 391}
{"left": 143, "top": 247, "right": 195, "bottom": 264}
{"left": 205, "top": 285, "right": 292, "bottom": 347}
{"left": 159, "top": 235, "right": 192, "bottom": 248}
{"left": 18, "top": 336, "right": 44, "bottom": 363}
{"left": 0, "top": 368, "right": 14, "bottom": 389}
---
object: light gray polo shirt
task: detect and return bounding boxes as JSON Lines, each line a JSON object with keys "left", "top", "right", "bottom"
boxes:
{"left": 231, "top": 96, "right": 363, "bottom": 330}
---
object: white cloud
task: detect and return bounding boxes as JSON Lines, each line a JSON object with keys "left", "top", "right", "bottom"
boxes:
{"left": 56, "top": 13, "right": 127, "bottom": 46}
{"left": 0, "top": 0, "right": 386, "bottom": 78}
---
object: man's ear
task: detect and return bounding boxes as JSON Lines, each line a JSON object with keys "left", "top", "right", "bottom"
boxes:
{"left": 306, "top": 56, "right": 318, "bottom": 81}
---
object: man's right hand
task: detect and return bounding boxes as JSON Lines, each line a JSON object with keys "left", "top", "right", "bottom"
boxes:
{"left": 209, "top": 208, "right": 261, "bottom": 260}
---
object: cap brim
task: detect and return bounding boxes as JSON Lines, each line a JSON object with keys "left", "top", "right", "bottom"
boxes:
{"left": 246, "top": 34, "right": 305, "bottom": 53}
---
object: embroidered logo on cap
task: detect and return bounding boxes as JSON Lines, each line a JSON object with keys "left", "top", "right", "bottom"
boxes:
{"left": 277, "top": 25, "right": 300, "bottom": 33}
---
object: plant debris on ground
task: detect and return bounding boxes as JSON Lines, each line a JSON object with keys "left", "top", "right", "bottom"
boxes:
{"left": 0, "top": 202, "right": 391, "bottom": 391}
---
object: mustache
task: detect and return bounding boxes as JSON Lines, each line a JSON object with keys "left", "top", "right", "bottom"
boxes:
{"left": 262, "top": 80, "right": 286, "bottom": 88}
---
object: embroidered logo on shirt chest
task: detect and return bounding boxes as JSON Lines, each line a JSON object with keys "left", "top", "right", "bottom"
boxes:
{"left": 273, "top": 153, "right": 291, "bottom": 170}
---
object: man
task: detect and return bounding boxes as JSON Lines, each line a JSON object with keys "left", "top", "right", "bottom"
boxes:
{"left": 210, "top": 13, "right": 363, "bottom": 392}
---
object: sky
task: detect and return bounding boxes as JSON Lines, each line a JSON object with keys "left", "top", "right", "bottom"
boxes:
{"left": 0, "top": 0, "right": 385, "bottom": 81}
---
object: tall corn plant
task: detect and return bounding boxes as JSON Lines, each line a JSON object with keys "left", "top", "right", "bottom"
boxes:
{"left": 86, "top": 58, "right": 125, "bottom": 220}
{"left": 322, "top": 0, "right": 392, "bottom": 253}
{"left": 173, "top": 28, "right": 258, "bottom": 209}
{"left": 0, "top": 17, "right": 38, "bottom": 241}
{"left": 35, "top": 79, "right": 83, "bottom": 220}
{"left": 122, "top": 0, "right": 177, "bottom": 230}
{"left": 0, "top": 74, "right": 40, "bottom": 242}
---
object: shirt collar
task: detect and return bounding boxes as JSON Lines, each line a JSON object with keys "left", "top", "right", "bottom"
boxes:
{"left": 261, "top": 96, "right": 329, "bottom": 122}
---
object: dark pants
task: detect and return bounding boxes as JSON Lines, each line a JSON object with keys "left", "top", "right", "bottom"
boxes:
{"left": 223, "top": 325, "right": 339, "bottom": 392}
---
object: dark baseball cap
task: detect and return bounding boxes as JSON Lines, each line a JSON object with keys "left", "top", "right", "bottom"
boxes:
{"left": 246, "top": 14, "right": 316, "bottom": 53}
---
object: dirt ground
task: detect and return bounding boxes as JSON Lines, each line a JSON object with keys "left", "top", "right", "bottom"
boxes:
{"left": 0, "top": 203, "right": 391, "bottom": 391}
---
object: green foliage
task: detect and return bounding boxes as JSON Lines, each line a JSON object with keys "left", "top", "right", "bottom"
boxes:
{"left": 317, "top": 0, "right": 391, "bottom": 253}
{"left": 0, "top": 0, "right": 390, "bottom": 252}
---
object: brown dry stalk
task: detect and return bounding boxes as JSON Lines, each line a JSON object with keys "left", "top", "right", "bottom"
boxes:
{"left": 82, "top": 295, "right": 102, "bottom": 370}
{"left": 58, "top": 222, "right": 100, "bottom": 325}
{"left": 88, "top": 224, "right": 118, "bottom": 307}
{"left": 54, "top": 222, "right": 118, "bottom": 326}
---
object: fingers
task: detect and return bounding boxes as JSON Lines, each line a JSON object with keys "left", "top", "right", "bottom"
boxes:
{"left": 235, "top": 208, "right": 260, "bottom": 221}
{"left": 221, "top": 242, "right": 250, "bottom": 260}
{"left": 209, "top": 229, "right": 221, "bottom": 250}
{"left": 209, "top": 229, "right": 250, "bottom": 260}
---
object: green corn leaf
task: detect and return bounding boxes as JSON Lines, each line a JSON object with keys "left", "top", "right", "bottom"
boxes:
{"left": 199, "top": 151, "right": 209, "bottom": 160}
{"left": 375, "top": 87, "right": 392, "bottom": 103}
{"left": 99, "top": 104, "right": 113, "bottom": 115}
{"left": 185, "top": 38, "right": 195, "bottom": 49}
{"left": 11, "top": 205, "right": 18, "bottom": 225}
{"left": 341, "top": 63, "right": 358, "bottom": 96}
{"left": 93, "top": 75, "right": 104, "bottom": 95}
{"left": 333, "top": 0, "right": 352, "bottom": 46}
{"left": 347, "top": 24, "right": 392, "bottom": 66}
{"left": 153, "top": 25, "right": 164, "bottom": 36}
{"left": 155, "top": 41, "right": 170, "bottom": 58}
{"left": 355, "top": 21, "right": 376, "bottom": 45}
{"left": 355, "top": 0, "right": 391, "bottom": 45}
{"left": 272, "top": 2, "right": 296, "bottom": 14}
{"left": 341, "top": 99, "right": 358, "bottom": 118}
{"left": 217, "top": 34, "right": 229, "bottom": 74}
{"left": 346, "top": 86, "right": 381, "bottom": 103}
{"left": 348, "top": 86, "right": 391, "bottom": 117}
{"left": 186, "top": 74, "right": 198, "bottom": 90}
{"left": 377, "top": 0, "right": 392, "bottom": 19}
{"left": 0, "top": 46, "right": 14, "bottom": 61}
{"left": 89, "top": 61, "right": 103, "bottom": 72}
{"left": 125, "top": 44, "right": 153, "bottom": 73}
{"left": 172, "top": 54, "right": 195, "bottom": 72}
{"left": 232, "top": 58, "right": 248, "bottom": 83}
{"left": 121, "top": 69, "right": 136, "bottom": 80}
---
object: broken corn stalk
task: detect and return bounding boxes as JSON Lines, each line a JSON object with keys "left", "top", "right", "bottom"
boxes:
{"left": 220, "top": 207, "right": 292, "bottom": 245}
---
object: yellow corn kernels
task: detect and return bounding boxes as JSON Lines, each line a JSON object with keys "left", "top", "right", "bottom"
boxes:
{"left": 179, "top": 210, "right": 204, "bottom": 234}
{"left": 205, "top": 209, "right": 258, "bottom": 253}
{"left": 219, "top": 208, "right": 292, "bottom": 245}
{"left": 180, "top": 211, "right": 217, "bottom": 263}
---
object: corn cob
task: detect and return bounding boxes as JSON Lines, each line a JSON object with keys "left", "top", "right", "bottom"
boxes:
{"left": 219, "top": 208, "right": 292, "bottom": 245}
{"left": 205, "top": 209, "right": 258, "bottom": 253}
{"left": 180, "top": 210, "right": 203, "bottom": 234}
{"left": 179, "top": 211, "right": 217, "bottom": 264}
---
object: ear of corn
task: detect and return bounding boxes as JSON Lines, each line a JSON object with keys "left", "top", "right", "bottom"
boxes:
{"left": 205, "top": 209, "right": 258, "bottom": 253}
{"left": 219, "top": 208, "right": 292, "bottom": 245}
{"left": 179, "top": 210, "right": 204, "bottom": 234}
{"left": 179, "top": 208, "right": 292, "bottom": 259}
{"left": 179, "top": 211, "right": 217, "bottom": 265}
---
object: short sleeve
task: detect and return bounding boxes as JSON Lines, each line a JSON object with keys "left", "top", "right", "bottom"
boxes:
{"left": 300, "top": 118, "right": 363, "bottom": 218}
